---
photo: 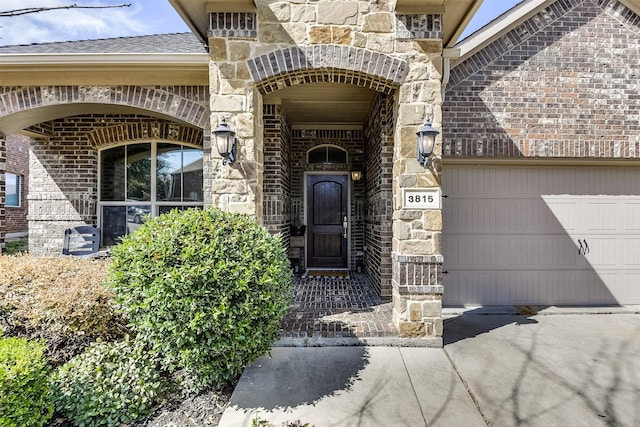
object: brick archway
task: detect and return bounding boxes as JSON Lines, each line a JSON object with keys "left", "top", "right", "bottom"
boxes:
{"left": 0, "top": 86, "right": 210, "bottom": 131}
{"left": 88, "top": 121, "right": 204, "bottom": 149}
{"left": 248, "top": 45, "right": 408, "bottom": 95}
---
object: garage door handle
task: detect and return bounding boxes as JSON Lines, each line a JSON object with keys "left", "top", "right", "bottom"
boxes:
{"left": 577, "top": 239, "right": 590, "bottom": 255}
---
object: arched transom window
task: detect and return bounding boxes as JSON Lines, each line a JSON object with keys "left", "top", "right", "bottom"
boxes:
{"left": 99, "top": 141, "right": 204, "bottom": 246}
{"left": 307, "top": 145, "right": 348, "bottom": 164}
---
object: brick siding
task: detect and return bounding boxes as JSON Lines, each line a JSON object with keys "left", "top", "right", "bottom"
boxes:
{"left": 364, "top": 92, "right": 394, "bottom": 299}
{"left": 5, "top": 134, "right": 29, "bottom": 233}
{"left": 263, "top": 104, "right": 292, "bottom": 246}
{"left": 443, "top": 0, "right": 640, "bottom": 158}
{"left": 26, "top": 114, "right": 204, "bottom": 255}
{"left": 0, "top": 135, "right": 5, "bottom": 252}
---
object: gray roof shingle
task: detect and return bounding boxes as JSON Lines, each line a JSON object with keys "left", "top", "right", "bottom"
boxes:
{"left": 0, "top": 33, "right": 207, "bottom": 54}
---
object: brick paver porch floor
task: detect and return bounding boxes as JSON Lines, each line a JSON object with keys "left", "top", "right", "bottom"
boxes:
{"left": 279, "top": 273, "right": 397, "bottom": 340}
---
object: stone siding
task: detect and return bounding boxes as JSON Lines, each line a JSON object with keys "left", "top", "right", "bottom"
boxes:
{"left": 444, "top": 0, "right": 640, "bottom": 158}
{"left": 5, "top": 134, "right": 29, "bottom": 233}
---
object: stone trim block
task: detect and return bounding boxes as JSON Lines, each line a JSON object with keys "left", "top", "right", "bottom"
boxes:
{"left": 209, "top": 12, "right": 257, "bottom": 39}
{"left": 248, "top": 45, "right": 408, "bottom": 95}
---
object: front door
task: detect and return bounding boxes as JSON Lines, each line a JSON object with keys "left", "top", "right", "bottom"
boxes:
{"left": 307, "top": 174, "right": 348, "bottom": 268}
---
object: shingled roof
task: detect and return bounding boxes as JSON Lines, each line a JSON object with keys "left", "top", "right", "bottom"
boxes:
{"left": 0, "top": 33, "right": 207, "bottom": 54}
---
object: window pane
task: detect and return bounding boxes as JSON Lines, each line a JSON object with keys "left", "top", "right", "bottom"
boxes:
{"left": 101, "top": 206, "right": 127, "bottom": 246}
{"left": 308, "top": 147, "right": 326, "bottom": 164}
{"left": 327, "top": 147, "right": 347, "bottom": 164}
{"left": 100, "top": 146, "right": 126, "bottom": 201}
{"left": 127, "top": 205, "right": 151, "bottom": 235}
{"left": 4, "top": 172, "right": 20, "bottom": 207}
{"left": 182, "top": 149, "right": 203, "bottom": 201}
{"left": 157, "top": 143, "right": 183, "bottom": 201}
{"left": 127, "top": 144, "right": 151, "bottom": 201}
{"left": 6, "top": 173, "right": 19, "bottom": 207}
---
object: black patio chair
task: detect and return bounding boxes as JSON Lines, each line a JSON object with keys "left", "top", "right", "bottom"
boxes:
{"left": 62, "top": 226, "right": 101, "bottom": 259}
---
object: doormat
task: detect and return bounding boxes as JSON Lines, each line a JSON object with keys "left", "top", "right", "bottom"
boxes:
{"left": 305, "top": 270, "right": 350, "bottom": 278}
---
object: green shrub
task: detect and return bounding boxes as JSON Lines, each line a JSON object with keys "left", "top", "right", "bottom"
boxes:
{"left": 0, "top": 255, "right": 129, "bottom": 365}
{"left": 109, "top": 208, "right": 293, "bottom": 392}
{"left": 0, "top": 337, "right": 54, "bottom": 427}
{"left": 51, "top": 338, "right": 167, "bottom": 427}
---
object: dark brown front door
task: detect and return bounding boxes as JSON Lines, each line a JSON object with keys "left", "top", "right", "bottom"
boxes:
{"left": 307, "top": 174, "right": 348, "bottom": 268}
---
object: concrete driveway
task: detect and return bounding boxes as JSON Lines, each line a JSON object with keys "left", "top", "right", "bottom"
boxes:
{"left": 220, "top": 311, "right": 640, "bottom": 426}
{"left": 445, "top": 311, "right": 640, "bottom": 427}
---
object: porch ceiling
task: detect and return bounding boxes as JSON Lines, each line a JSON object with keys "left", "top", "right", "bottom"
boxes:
{"left": 263, "top": 83, "right": 377, "bottom": 128}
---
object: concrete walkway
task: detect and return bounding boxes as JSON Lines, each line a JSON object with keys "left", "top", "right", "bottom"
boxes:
{"left": 220, "top": 311, "right": 640, "bottom": 427}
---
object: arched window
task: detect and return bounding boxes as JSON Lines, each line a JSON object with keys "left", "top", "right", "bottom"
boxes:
{"left": 307, "top": 145, "right": 348, "bottom": 164}
{"left": 99, "top": 142, "right": 203, "bottom": 246}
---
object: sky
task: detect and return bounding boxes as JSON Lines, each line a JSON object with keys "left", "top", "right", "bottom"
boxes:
{"left": 0, "top": 0, "right": 523, "bottom": 47}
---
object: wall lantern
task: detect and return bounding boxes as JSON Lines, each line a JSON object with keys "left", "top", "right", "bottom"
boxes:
{"left": 212, "top": 118, "right": 237, "bottom": 165}
{"left": 351, "top": 171, "right": 363, "bottom": 182}
{"left": 416, "top": 120, "right": 439, "bottom": 166}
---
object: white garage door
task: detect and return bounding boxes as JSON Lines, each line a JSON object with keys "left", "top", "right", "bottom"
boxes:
{"left": 443, "top": 166, "right": 640, "bottom": 306}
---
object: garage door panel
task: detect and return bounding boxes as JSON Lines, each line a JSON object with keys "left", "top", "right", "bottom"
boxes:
{"left": 443, "top": 199, "right": 497, "bottom": 231}
{"left": 444, "top": 272, "right": 497, "bottom": 306}
{"left": 444, "top": 270, "right": 590, "bottom": 306}
{"left": 444, "top": 237, "right": 497, "bottom": 267}
{"left": 507, "top": 236, "right": 579, "bottom": 267}
{"left": 506, "top": 199, "right": 566, "bottom": 232}
{"left": 443, "top": 166, "right": 640, "bottom": 306}
{"left": 623, "top": 238, "right": 640, "bottom": 266}
{"left": 583, "top": 237, "right": 618, "bottom": 267}
{"left": 624, "top": 203, "right": 640, "bottom": 230}
{"left": 586, "top": 203, "right": 618, "bottom": 231}
{"left": 622, "top": 274, "right": 640, "bottom": 304}
{"left": 544, "top": 200, "right": 578, "bottom": 232}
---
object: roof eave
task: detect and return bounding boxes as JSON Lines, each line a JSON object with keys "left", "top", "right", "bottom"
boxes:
{"left": 0, "top": 52, "right": 209, "bottom": 65}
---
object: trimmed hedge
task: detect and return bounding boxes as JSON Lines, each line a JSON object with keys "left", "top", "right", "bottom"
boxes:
{"left": 0, "top": 255, "right": 128, "bottom": 365}
{"left": 108, "top": 208, "right": 293, "bottom": 392}
{"left": 51, "top": 338, "right": 167, "bottom": 427}
{"left": 0, "top": 337, "right": 53, "bottom": 427}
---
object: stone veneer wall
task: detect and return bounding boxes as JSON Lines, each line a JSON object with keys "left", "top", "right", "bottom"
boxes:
{"left": 208, "top": 0, "right": 445, "bottom": 339}
{"left": 26, "top": 115, "right": 203, "bottom": 255}
{"left": 5, "top": 134, "right": 29, "bottom": 233}
{"left": 444, "top": 0, "right": 640, "bottom": 158}
{"left": 364, "top": 92, "right": 394, "bottom": 299}
{"left": 289, "top": 129, "right": 365, "bottom": 270}
{"left": 263, "top": 104, "right": 292, "bottom": 246}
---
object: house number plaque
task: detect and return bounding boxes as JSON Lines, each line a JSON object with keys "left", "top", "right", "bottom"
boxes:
{"left": 402, "top": 188, "right": 441, "bottom": 209}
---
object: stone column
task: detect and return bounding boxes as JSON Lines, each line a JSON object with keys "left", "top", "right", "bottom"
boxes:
{"left": 0, "top": 133, "right": 6, "bottom": 253}
{"left": 392, "top": 26, "right": 445, "bottom": 344}
{"left": 208, "top": 18, "right": 263, "bottom": 221}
